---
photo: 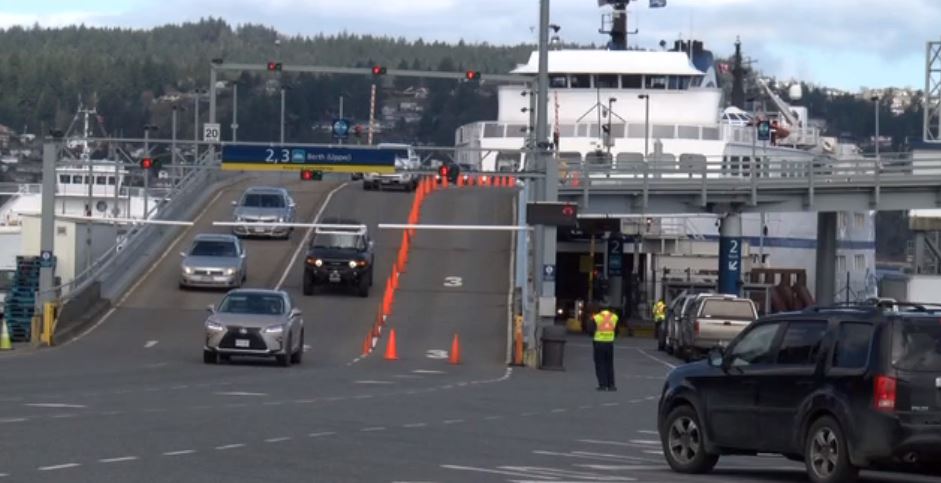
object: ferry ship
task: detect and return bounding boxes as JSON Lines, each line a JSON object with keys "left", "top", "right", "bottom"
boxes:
{"left": 455, "top": 0, "right": 876, "bottom": 314}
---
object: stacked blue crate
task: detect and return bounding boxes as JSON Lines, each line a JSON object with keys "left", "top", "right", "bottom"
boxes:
{"left": 3, "top": 256, "right": 42, "bottom": 341}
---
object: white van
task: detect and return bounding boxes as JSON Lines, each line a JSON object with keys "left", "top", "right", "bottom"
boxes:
{"left": 363, "top": 144, "right": 421, "bottom": 191}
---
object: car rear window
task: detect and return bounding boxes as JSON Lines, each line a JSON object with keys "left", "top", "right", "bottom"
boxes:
{"left": 893, "top": 318, "right": 941, "bottom": 372}
{"left": 699, "top": 299, "right": 755, "bottom": 320}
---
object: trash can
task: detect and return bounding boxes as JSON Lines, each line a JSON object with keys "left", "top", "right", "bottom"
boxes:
{"left": 540, "top": 325, "right": 568, "bottom": 371}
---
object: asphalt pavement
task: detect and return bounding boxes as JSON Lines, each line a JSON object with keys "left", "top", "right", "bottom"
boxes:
{"left": 0, "top": 178, "right": 937, "bottom": 483}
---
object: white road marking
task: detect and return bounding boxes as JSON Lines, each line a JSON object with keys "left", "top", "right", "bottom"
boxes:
{"left": 575, "top": 464, "right": 665, "bottom": 471}
{"left": 403, "top": 423, "right": 428, "bottom": 428}
{"left": 0, "top": 473, "right": 7, "bottom": 477}
{"left": 163, "top": 450, "right": 196, "bottom": 456}
{"left": 99, "top": 456, "right": 138, "bottom": 464}
{"left": 264, "top": 437, "right": 292, "bottom": 443}
{"left": 354, "top": 380, "right": 393, "bottom": 385}
{"left": 51, "top": 414, "right": 76, "bottom": 419}
{"left": 0, "top": 418, "right": 27, "bottom": 424}
{"left": 643, "top": 450, "right": 664, "bottom": 456}
{"left": 62, "top": 189, "right": 227, "bottom": 347}
{"left": 215, "top": 391, "right": 268, "bottom": 397}
{"left": 443, "top": 276, "right": 463, "bottom": 287}
{"left": 551, "top": 408, "right": 567, "bottom": 413}
{"left": 354, "top": 395, "right": 374, "bottom": 399}
{"left": 412, "top": 369, "right": 446, "bottom": 374}
{"left": 144, "top": 340, "right": 158, "bottom": 349}
{"left": 24, "top": 403, "right": 86, "bottom": 409}
{"left": 629, "top": 440, "right": 660, "bottom": 446}
{"left": 215, "top": 444, "right": 246, "bottom": 450}
{"left": 442, "top": 419, "right": 465, "bottom": 424}
{"left": 637, "top": 430, "right": 658, "bottom": 435}
{"left": 501, "top": 465, "right": 637, "bottom": 481}
{"left": 308, "top": 432, "right": 335, "bottom": 438}
{"left": 38, "top": 463, "right": 80, "bottom": 471}
{"left": 393, "top": 374, "right": 422, "bottom": 379}
{"left": 601, "top": 402, "right": 620, "bottom": 407}
{"left": 532, "top": 450, "right": 648, "bottom": 462}
{"left": 303, "top": 344, "right": 311, "bottom": 352}
{"left": 440, "top": 465, "right": 555, "bottom": 480}
{"left": 635, "top": 348, "right": 677, "bottom": 369}
{"left": 275, "top": 182, "right": 349, "bottom": 290}
{"left": 425, "top": 349, "right": 449, "bottom": 360}
{"left": 361, "top": 427, "right": 386, "bottom": 432}
{"left": 483, "top": 415, "right": 503, "bottom": 420}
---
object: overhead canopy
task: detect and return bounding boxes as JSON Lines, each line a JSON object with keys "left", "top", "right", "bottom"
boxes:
{"left": 511, "top": 50, "right": 704, "bottom": 76}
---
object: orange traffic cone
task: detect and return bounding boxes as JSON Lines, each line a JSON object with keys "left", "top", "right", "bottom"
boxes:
{"left": 362, "top": 331, "right": 372, "bottom": 356}
{"left": 392, "top": 270, "right": 400, "bottom": 290}
{"left": 384, "top": 329, "right": 399, "bottom": 361}
{"left": 457, "top": 174, "right": 464, "bottom": 187}
{"left": 449, "top": 333, "right": 461, "bottom": 365}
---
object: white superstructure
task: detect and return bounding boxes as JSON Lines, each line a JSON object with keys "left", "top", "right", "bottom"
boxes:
{"left": 455, "top": 2, "right": 876, "bottom": 304}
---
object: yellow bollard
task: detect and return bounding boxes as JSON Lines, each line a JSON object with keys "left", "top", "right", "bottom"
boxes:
{"left": 42, "top": 302, "right": 57, "bottom": 346}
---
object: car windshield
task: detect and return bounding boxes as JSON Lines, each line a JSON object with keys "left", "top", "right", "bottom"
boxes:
{"left": 242, "top": 193, "right": 285, "bottom": 208}
{"left": 893, "top": 318, "right": 941, "bottom": 372}
{"left": 218, "top": 293, "right": 285, "bottom": 315}
{"left": 700, "top": 299, "right": 755, "bottom": 320}
{"left": 313, "top": 233, "right": 363, "bottom": 250}
{"left": 190, "top": 240, "right": 238, "bottom": 257}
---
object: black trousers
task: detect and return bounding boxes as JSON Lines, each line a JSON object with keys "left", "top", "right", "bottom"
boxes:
{"left": 593, "top": 341, "right": 615, "bottom": 388}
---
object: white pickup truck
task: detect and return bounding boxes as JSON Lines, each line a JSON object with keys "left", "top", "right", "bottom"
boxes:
{"left": 362, "top": 144, "right": 421, "bottom": 192}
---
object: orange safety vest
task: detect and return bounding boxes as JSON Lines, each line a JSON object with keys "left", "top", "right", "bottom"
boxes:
{"left": 592, "top": 310, "right": 618, "bottom": 343}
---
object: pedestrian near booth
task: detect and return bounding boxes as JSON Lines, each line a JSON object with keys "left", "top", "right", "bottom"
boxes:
{"left": 588, "top": 306, "right": 619, "bottom": 391}
{"left": 653, "top": 298, "right": 667, "bottom": 351}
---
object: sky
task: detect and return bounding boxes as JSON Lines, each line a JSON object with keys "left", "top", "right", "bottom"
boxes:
{"left": 0, "top": 0, "right": 936, "bottom": 91}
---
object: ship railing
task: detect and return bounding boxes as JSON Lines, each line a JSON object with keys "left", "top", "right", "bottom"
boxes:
{"left": 563, "top": 153, "right": 925, "bottom": 189}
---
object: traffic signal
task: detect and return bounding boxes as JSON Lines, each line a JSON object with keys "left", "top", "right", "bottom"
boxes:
{"left": 371, "top": 65, "right": 387, "bottom": 76}
{"left": 465, "top": 70, "right": 481, "bottom": 82}
{"left": 526, "top": 202, "right": 578, "bottom": 227}
{"left": 140, "top": 157, "right": 154, "bottom": 170}
{"left": 300, "top": 169, "right": 322, "bottom": 181}
{"left": 267, "top": 62, "right": 283, "bottom": 72}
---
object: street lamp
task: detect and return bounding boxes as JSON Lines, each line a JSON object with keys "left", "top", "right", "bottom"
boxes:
{"left": 637, "top": 94, "right": 650, "bottom": 159}
{"left": 605, "top": 97, "right": 617, "bottom": 156}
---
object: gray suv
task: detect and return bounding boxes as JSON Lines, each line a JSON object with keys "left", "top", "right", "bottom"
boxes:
{"left": 203, "top": 289, "right": 304, "bottom": 366}
{"left": 231, "top": 187, "right": 296, "bottom": 239}
{"left": 179, "top": 234, "right": 247, "bottom": 289}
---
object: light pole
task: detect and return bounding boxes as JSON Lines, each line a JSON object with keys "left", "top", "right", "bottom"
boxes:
{"left": 871, "top": 95, "right": 881, "bottom": 162}
{"left": 231, "top": 83, "right": 239, "bottom": 142}
{"left": 280, "top": 87, "right": 286, "bottom": 144}
{"left": 142, "top": 124, "right": 158, "bottom": 218}
{"left": 606, "top": 97, "right": 617, "bottom": 156}
{"left": 193, "top": 88, "right": 206, "bottom": 163}
{"left": 638, "top": 94, "right": 650, "bottom": 159}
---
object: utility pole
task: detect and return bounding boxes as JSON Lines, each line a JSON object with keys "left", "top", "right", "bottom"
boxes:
{"left": 280, "top": 87, "right": 286, "bottom": 144}
{"left": 533, "top": 0, "right": 558, "bottom": 353}
{"left": 338, "top": 95, "right": 345, "bottom": 146}
{"left": 171, "top": 106, "right": 178, "bottom": 188}
{"left": 39, "top": 140, "right": 58, "bottom": 306}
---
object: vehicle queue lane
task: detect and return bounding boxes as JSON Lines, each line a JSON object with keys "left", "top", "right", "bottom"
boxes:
{"left": 357, "top": 186, "right": 517, "bottom": 372}
{"left": 0, "top": 174, "right": 340, "bottom": 397}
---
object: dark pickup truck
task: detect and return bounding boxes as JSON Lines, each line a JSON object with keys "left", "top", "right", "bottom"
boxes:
{"left": 302, "top": 219, "right": 374, "bottom": 297}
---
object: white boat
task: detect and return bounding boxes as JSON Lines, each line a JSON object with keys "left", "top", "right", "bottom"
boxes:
{"left": 455, "top": 0, "right": 876, "bottom": 309}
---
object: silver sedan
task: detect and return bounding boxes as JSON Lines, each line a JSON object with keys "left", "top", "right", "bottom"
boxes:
{"left": 179, "top": 234, "right": 247, "bottom": 289}
{"left": 231, "top": 187, "right": 296, "bottom": 239}
{"left": 203, "top": 289, "right": 304, "bottom": 366}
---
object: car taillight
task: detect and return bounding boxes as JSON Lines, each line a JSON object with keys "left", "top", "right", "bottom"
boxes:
{"left": 874, "top": 375, "right": 897, "bottom": 412}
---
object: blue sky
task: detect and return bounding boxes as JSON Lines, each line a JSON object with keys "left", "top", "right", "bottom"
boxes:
{"left": 0, "top": 0, "right": 933, "bottom": 91}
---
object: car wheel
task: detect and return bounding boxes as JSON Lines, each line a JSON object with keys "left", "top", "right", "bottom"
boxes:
{"left": 357, "top": 276, "right": 370, "bottom": 298}
{"left": 203, "top": 350, "right": 218, "bottom": 364}
{"left": 277, "top": 335, "right": 292, "bottom": 367}
{"left": 661, "top": 405, "right": 719, "bottom": 474}
{"left": 290, "top": 330, "right": 304, "bottom": 364}
{"left": 805, "top": 416, "right": 859, "bottom": 483}
{"left": 303, "top": 274, "right": 314, "bottom": 296}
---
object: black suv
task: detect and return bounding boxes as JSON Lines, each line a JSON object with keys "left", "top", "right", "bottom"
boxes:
{"left": 302, "top": 218, "right": 374, "bottom": 297}
{"left": 658, "top": 304, "right": 941, "bottom": 483}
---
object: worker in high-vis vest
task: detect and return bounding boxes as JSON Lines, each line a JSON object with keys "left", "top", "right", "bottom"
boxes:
{"left": 591, "top": 308, "right": 619, "bottom": 391}
{"left": 653, "top": 299, "right": 667, "bottom": 349}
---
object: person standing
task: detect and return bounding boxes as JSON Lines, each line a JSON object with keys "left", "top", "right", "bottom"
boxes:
{"left": 590, "top": 307, "right": 619, "bottom": 391}
{"left": 653, "top": 298, "right": 667, "bottom": 351}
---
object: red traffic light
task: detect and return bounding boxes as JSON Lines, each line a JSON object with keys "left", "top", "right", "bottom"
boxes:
{"left": 300, "top": 169, "right": 322, "bottom": 181}
{"left": 438, "top": 165, "right": 449, "bottom": 177}
{"left": 140, "top": 158, "right": 154, "bottom": 170}
{"left": 267, "top": 62, "right": 282, "bottom": 71}
{"left": 561, "top": 204, "right": 576, "bottom": 218}
{"left": 465, "top": 70, "right": 481, "bottom": 81}
{"left": 371, "top": 65, "right": 387, "bottom": 76}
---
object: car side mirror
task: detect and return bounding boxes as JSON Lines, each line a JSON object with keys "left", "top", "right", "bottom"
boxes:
{"left": 180, "top": 251, "right": 187, "bottom": 258}
{"left": 290, "top": 308, "right": 302, "bottom": 318}
{"left": 231, "top": 200, "right": 238, "bottom": 207}
{"left": 707, "top": 347, "right": 725, "bottom": 368}
{"left": 207, "top": 304, "right": 215, "bottom": 314}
